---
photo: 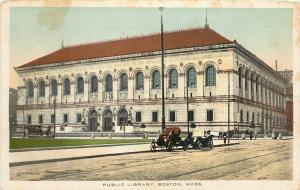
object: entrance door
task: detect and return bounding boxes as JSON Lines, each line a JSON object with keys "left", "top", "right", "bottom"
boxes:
{"left": 88, "top": 110, "right": 98, "bottom": 131}
{"left": 104, "top": 118, "right": 112, "bottom": 131}
{"left": 102, "top": 109, "right": 113, "bottom": 131}
{"left": 90, "top": 118, "right": 97, "bottom": 131}
{"left": 117, "top": 108, "right": 128, "bottom": 126}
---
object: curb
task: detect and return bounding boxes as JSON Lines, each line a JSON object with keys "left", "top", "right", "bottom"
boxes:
{"left": 10, "top": 142, "right": 239, "bottom": 167}
{"left": 10, "top": 142, "right": 151, "bottom": 152}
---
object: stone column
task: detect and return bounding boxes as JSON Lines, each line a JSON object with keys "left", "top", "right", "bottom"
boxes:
{"left": 98, "top": 79, "right": 103, "bottom": 102}
{"left": 45, "top": 83, "right": 50, "bottom": 104}
{"left": 127, "top": 77, "right": 134, "bottom": 100}
{"left": 113, "top": 79, "right": 118, "bottom": 101}
{"left": 178, "top": 73, "right": 185, "bottom": 98}
{"left": 70, "top": 81, "right": 75, "bottom": 104}
{"left": 144, "top": 76, "right": 150, "bottom": 100}
{"left": 33, "top": 84, "right": 38, "bottom": 104}
{"left": 57, "top": 83, "right": 62, "bottom": 104}
{"left": 83, "top": 80, "right": 89, "bottom": 102}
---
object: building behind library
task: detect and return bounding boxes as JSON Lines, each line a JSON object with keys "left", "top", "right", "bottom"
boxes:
{"left": 15, "top": 26, "right": 288, "bottom": 134}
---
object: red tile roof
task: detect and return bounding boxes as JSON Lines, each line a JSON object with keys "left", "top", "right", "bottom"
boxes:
{"left": 18, "top": 27, "right": 232, "bottom": 68}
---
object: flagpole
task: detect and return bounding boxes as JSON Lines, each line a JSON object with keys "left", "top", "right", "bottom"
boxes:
{"left": 159, "top": 7, "right": 166, "bottom": 132}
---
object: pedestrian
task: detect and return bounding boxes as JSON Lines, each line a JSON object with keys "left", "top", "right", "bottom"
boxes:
{"left": 249, "top": 121, "right": 255, "bottom": 140}
{"left": 223, "top": 132, "right": 227, "bottom": 144}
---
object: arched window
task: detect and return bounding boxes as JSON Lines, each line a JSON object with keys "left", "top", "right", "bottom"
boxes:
{"left": 152, "top": 70, "right": 160, "bottom": 89}
{"left": 245, "top": 70, "right": 248, "bottom": 90}
{"left": 90, "top": 75, "right": 98, "bottom": 93}
{"left": 187, "top": 67, "right": 196, "bottom": 87}
{"left": 205, "top": 66, "right": 216, "bottom": 86}
{"left": 169, "top": 69, "right": 178, "bottom": 88}
{"left": 105, "top": 75, "right": 113, "bottom": 92}
{"left": 63, "top": 78, "right": 70, "bottom": 95}
{"left": 238, "top": 67, "right": 242, "bottom": 88}
{"left": 77, "top": 77, "right": 84, "bottom": 94}
{"left": 50, "top": 79, "right": 57, "bottom": 96}
{"left": 27, "top": 81, "right": 34, "bottom": 98}
{"left": 38, "top": 80, "right": 45, "bottom": 97}
{"left": 250, "top": 73, "right": 254, "bottom": 91}
{"left": 120, "top": 73, "right": 128, "bottom": 91}
{"left": 256, "top": 76, "right": 259, "bottom": 91}
{"left": 135, "top": 72, "right": 144, "bottom": 90}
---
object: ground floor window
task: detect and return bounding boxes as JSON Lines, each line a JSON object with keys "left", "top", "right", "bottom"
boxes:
{"left": 188, "top": 110, "right": 194, "bottom": 122}
{"left": 206, "top": 110, "right": 214, "bottom": 121}
{"left": 169, "top": 111, "right": 176, "bottom": 122}
{"left": 152, "top": 111, "right": 158, "bottom": 122}
{"left": 38, "top": 114, "right": 43, "bottom": 124}
{"left": 246, "top": 112, "right": 249, "bottom": 123}
{"left": 63, "top": 114, "right": 68, "bottom": 123}
{"left": 76, "top": 113, "right": 82, "bottom": 123}
{"left": 240, "top": 110, "right": 243, "bottom": 122}
{"left": 27, "top": 115, "right": 32, "bottom": 124}
{"left": 51, "top": 114, "right": 55, "bottom": 124}
{"left": 135, "top": 112, "right": 141, "bottom": 122}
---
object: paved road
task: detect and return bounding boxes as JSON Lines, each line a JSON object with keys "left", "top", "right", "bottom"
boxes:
{"left": 10, "top": 140, "right": 292, "bottom": 180}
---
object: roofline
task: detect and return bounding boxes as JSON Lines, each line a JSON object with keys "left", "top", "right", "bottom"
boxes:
{"left": 15, "top": 41, "right": 288, "bottom": 85}
{"left": 15, "top": 42, "right": 235, "bottom": 72}
{"left": 233, "top": 42, "right": 288, "bottom": 83}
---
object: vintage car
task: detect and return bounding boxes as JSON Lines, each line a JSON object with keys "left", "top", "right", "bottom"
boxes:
{"left": 184, "top": 128, "right": 214, "bottom": 150}
{"left": 150, "top": 127, "right": 187, "bottom": 151}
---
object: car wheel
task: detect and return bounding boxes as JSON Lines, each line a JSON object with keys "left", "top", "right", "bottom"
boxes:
{"left": 168, "top": 142, "right": 174, "bottom": 151}
{"left": 150, "top": 142, "right": 156, "bottom": 152}
{"left": 197, "top": 141, "right": 203, "bottom": 150}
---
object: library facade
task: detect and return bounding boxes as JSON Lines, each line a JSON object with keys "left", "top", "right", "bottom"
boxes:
{"left": 15, "top": 27, "right": 288, "bottom": 134}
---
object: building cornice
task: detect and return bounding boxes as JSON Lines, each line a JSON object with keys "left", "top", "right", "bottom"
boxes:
{"left": 15, "top": 43, "right": 235, "bottom": 72}
{"left": 233, "top": 43, "right": 288, "bottom": 83}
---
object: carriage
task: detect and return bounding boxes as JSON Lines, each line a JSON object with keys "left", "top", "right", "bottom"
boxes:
{"left": 150, "top": 127, "right": 187, "bottom": 151}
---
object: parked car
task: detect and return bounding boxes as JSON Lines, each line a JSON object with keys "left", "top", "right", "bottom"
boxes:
{"left": 150, "top": 127, "right": 187, "bottom": 151}
{"left": 185, "top": 128, "right": 214, "bottom": 150}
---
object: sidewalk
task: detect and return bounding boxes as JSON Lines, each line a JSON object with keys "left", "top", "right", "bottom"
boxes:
{"left": 10, "top": 140, "right": 239, "bottom": 166}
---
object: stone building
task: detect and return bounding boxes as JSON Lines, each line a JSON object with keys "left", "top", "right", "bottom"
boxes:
{"left": 279, "top": 70, "right": 293, "bottom": 135}
{"left": 15, "top": 26, "right": 288, "bottom": 134}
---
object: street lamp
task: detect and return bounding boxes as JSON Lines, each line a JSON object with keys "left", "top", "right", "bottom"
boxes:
{"left": 159, "top": 7, "right": 166, "bottom": 132}
{"left": 53, "top": 96, "right": 56, "bottom": 138}
{"left": 186, "top": 75, "right": 190, "bottom": 135}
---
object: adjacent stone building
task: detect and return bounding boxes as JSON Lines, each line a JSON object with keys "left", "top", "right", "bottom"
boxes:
{"left": 15, "top": 26, "right": 288, "bottom": 134}
{"left": 279, "top": 70, "right": 293, "bottom": 135}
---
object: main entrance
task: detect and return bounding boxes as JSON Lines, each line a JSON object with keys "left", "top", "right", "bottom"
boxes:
{"left": 102, "top": 109, "right": 113, "bottom": 131}
{"left": 88, "top": 109, "right": 98, "bottom": 131}
{"left": 117, "top": 108, "right": 128, "bottom": 125}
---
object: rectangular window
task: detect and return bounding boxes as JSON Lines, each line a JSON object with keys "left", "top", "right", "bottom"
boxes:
{"left": 27, "top": 115, "right": 32, "bottom": 124}
{"left": 51, "top": 114, "right": 55, "bottom": 124}
{"left": 240, "top": 110, "right": 243, "bottom": 122}
{"left": 206, "top": 110, "right": 214, "bottom": 121}
{"left": 169, "top": 111, "right": 176, "bottom": 122}
{"left": 246, "top": 112, "right": 249, "bottom": 123}
{"left": 39, "top": 114, "right": 43, "bottom": 124}
{"left": 152, "top": 111, "right": 158, "bottom": 122}
{"left": 63, "top": 114, "right": 68, "bottom": 123}
{"left": 76, "top": 113, "right": 82, "bottom": 123}
{"left": 135, "top": 112, "right": 141, "bottom": 122}
{"left": 188, "top": 111, "right": 194, "bottom": 122}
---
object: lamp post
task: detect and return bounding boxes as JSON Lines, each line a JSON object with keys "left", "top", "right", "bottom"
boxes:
{"left": 53, "top": 96, "right": 56, "bottom": 138}
{"left": 159, "top": 7, "right": 166, "bottom": 132}
{"left": 227, "top": 72, "right": 230, "bottom": 143}
{"left": 186, "top": 76, "right": 190, "bottom": 135}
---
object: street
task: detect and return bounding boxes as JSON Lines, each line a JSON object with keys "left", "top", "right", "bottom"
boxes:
{"left": 10, "top": 139, "right": 292, "bottom": 180}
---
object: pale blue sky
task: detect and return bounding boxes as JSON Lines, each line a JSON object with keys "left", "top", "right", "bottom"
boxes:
{"left": 10, "top": 7, "right": 293, "bottom": 87}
